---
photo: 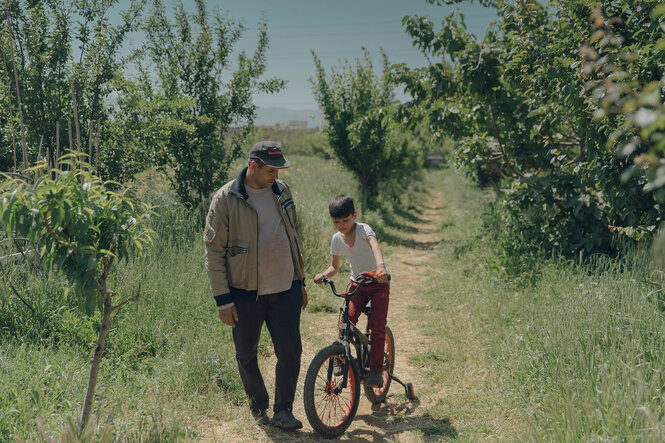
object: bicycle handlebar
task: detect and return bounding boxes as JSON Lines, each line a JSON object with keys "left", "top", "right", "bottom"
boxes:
{"left": 321, "top": 272, "right": 390, "bottom": 298}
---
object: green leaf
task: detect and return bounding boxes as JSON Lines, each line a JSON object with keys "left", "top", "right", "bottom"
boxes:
{"left": 651, "top": 4, "right": 665, "bottom": 19}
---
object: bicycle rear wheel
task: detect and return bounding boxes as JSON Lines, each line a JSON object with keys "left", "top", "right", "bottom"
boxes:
{"left": 364, "top": 325, "right": 395, "bottom": 404}
{"left": 303, "top": 344, "right": 360, "bottom": 438}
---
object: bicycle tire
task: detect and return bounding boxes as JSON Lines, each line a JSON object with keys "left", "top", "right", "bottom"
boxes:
{"left": 303, "top": 344, "right": 361, "bottom": 438}
{"left": 364, "top": 325, "right": 395, "bottom": 404}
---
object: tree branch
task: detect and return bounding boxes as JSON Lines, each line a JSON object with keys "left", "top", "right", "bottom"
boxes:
{"left": 42, "top": 212, "right": 68, "bottom": 246}
{"left": 95, "top": 284, "right": 116, "bottom": 297}
{"left": 489, "top": 104, "right": 525, "bottom": 179}
{"left": 100, "top": 253, "right": 114, "bottom": 282}
{"left": 111, "top": 283, "right": 141, "bottom": 312}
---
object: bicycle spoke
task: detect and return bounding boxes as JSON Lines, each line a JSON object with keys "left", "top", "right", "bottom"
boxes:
{"left": 311, "top": 356, "right": 355, "bottom": 427}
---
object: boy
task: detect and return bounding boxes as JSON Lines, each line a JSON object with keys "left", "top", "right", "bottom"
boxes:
{"left": 313, "top": 194, "right": 390, "bottom": 387}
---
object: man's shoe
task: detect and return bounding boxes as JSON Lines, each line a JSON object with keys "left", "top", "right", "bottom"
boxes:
{"left": 365, "top": 369, "right": 384, "bottom": 388}
{"left": 271, "top": 409, "right": 303, "bottom": 430}
{"left": 252, "top": 410, "right": 270, "bottom": 426}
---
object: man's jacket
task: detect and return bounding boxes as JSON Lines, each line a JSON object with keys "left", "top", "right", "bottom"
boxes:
{"left": 204, "top": 167, "right": 306, "bottom": 306}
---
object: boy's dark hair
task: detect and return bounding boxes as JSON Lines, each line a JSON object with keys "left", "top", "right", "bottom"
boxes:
{"left": 329, "top": 194, "right": 355, "bottom": 219}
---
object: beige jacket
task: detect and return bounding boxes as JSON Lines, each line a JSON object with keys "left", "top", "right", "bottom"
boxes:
{"left": 204, "top": 167, "right": 306, "bottom": 306}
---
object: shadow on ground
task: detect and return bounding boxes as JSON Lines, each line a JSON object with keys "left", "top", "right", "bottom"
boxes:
{"left": 368, "top": 188, "right": 446, "bottom": 250}
{"left": 348, "top": 400, "right": 457, "bottom": 442}
{"left": 374, "top": 214, "right": 442, "bottom": 250}
{"left": 261, "top": 397, "right": 456, "bottom": 442}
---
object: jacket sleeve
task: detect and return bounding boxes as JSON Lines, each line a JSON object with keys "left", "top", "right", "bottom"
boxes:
{"left": 204, "top": 193, "right": 232, "bottom": 305}
{"left": 283, "top": 182, "right": 307, "bottom": 284}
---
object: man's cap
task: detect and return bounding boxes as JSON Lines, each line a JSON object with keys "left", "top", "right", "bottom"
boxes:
{"left": 248, "top": 141, "right": 291, "bottom": 169}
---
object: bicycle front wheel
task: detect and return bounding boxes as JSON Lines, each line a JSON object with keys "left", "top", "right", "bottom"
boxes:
{"left": 364, "top": 325, "right": 395, "bottom": 404}
{"left": 303, "top": 344, "right": 361, "bottom": 438}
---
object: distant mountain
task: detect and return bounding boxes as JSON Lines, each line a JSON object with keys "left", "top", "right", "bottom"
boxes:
{"left": 256, "top": 107, "right": 322, "bottom": 128}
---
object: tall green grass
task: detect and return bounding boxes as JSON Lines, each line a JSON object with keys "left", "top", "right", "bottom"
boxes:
{"left": 499, "top": 251, "right": 665, "bottom": 441}
{"left": 419, "top": 168, "right": 665, "bottom": 440}
{"left": 0, "top": 155, "right": 360, "bottom": 440}
{"left": 9, "top": 160, "right": 664, "bottom": 440}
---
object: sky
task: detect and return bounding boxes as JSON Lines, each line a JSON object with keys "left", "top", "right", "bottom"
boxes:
{"left": 118, "top": 0, "right": 498, "bottom": 112}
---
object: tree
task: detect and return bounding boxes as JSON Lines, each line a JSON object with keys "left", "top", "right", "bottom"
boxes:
{"left": 311, "top": 49, "right": 421, "bottom": 212}
{"left": 137, "top": 0, "right": 285, "bottom": 208}
{"left": 0, "top": 0, "right": 144, "bottom": 172}
{"left": 396, "top": 0, "right": 664, "bottom": 258}
{"left": 0, "top": 156, "right": 154, "bottom": 430}
{"left": 583, "top": 4, "right": 665, "bottom": 199}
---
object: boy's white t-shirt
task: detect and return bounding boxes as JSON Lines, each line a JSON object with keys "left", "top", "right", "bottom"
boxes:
{"left": 330, "top": 222, "right": 377, "bottom": 282}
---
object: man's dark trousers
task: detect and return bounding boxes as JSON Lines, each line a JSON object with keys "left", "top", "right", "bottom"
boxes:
{"left": 232, "top": 280, "right": 302, "bottom": 414}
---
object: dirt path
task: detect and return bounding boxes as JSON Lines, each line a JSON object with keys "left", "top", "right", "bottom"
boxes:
{"left": 198, "top": 176, "right": 480, "bottom": 441}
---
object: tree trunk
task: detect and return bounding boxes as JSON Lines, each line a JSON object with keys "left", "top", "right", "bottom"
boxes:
{"left": 360, "top": 181, "right": 367, "bottom": 215}
{"left": 80, "top": 295, "right": 113, "bottom": 431}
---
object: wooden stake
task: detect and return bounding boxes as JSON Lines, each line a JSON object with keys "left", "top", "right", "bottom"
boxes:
{"left": 6, "top": 3, "right": 29, "bottom": 169}
{"left": 87, "top": 119, "right": 93, "bottom": 167}
{"left": 94, "top": 119, "right": 101, "bottom": 173}
{"left": 56, "top": 120, "right": 60, "bottom": 167}
{"left": 0, "top": 35, "right": 17, "bottom": 172}
{"left": 68, "top": 117, "right": 73, "bottom": 170}
{"left": 37, "top": 135, "right": 43, "bottom": 161}
{"left": 71, "top": 82, "right": 81, "bottom": 154}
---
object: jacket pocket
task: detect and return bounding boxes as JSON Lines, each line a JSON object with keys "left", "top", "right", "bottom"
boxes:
{"left": 203, "top": 224, "right": 217, "bottom": 243}
{"left": 226, "top": 242, "right": 248, "bottom": 287}
{"left": 282, "top": 202, "right": 298, "bottom": 231}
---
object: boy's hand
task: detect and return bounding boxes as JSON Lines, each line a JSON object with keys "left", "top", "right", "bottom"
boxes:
{"left": 314, "top": 273, "right": 326, "bottom": 284}
{"left": 374, "top": 266, "right": 389, "bottom": 284}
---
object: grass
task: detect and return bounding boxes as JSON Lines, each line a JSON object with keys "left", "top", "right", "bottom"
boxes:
{"left": 411, "top": 168, "right": 665, "bottom": 441}
{"left": 3, "top": 160, "right": 665, "bottom": 440}
{"left": 0, "top": 155, "right": 359, "bottom": 441}
{"left": 499, "top": 252, "right": 665, "bottom": 441}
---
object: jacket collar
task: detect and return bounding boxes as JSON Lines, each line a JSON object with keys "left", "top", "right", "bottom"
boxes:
{"left": 228, "top": 166, "right": 285, "bottom": 200}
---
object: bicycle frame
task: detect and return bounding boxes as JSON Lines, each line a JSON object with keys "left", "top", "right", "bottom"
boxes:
{"left": 304, "top": 272, "right": 414, "bottom": 438}
{"left": 322, "top": 276, "right": 374, "bottom": 389}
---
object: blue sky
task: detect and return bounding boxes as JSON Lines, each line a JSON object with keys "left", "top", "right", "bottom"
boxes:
{"left": 118, "top": 0, "right": 498, "bottom": 111}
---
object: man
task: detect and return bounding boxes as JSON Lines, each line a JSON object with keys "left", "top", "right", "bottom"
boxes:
{"left": 204, "top": 141, "right": 308, "bottom": 430}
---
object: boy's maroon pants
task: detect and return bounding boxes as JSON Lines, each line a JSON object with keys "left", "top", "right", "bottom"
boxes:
{"left": 347, "top": 281, "right": 390, "bottom": 371}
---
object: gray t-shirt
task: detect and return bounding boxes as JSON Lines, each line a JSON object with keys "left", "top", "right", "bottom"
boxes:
{"left": 245, "top": 184, "right": 294, "bottom": 295}
{"left": 330, "top": 222, "right": 377, "bottom": 282}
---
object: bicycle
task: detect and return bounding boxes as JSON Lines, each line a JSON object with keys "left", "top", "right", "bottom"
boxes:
{"left": 303, "top": 271, "right": 416, "bottom": 438}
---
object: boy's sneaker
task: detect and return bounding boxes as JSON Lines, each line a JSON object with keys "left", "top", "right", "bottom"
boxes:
{"left": 271, "top": 409, "right": 303, "bottom": 430}
{"left": 252, "top": 409, "right": 270, "bottom": 426}
{"left": 365, "top": 369, "right": 384, "bottom": 388}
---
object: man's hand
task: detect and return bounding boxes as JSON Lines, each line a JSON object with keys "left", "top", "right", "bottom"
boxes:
{"left": 302, "top": 286, "right": 308, "bottom": 310}
{"left": 218, "top": 305, "right": 238, "bottom": 327}
{"left": 313, "top": 273, "right": 326, "bottom": 284}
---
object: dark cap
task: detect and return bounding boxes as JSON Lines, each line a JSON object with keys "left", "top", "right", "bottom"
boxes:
{"left": 248, "top": 141, "right": 291, "bottom": 169}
